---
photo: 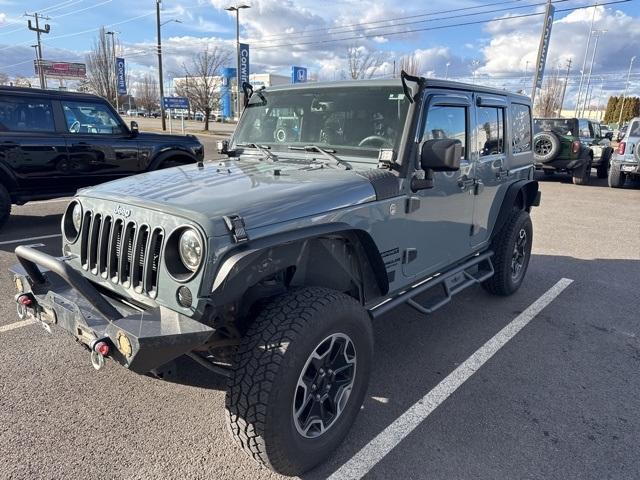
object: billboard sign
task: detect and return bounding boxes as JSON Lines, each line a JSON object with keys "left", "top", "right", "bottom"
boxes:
{"left": 34, "top": 60, "right": 86, "bottom": 79}
{"left": 532, "top": 2, "right": 555, "bottom": 95}
{"left": 239, "top": 43, "right": 250, "bottom": 87}
{"left": 163, "top": 96, "right": 190, "bottom": 110}
{"left": 291, "top": 66, "right": 308, "bottom": 83}
{"left": 116, "top": 57, "right": 127, "bottom": 95}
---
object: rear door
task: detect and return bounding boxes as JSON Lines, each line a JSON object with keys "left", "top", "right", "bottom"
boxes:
{"left": 0, "top": 94, "right": 71, "bottom": 194}
{"left": 60, "top": 99, "right": 139, "bottom": 188}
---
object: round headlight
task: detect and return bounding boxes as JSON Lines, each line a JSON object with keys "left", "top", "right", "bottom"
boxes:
{"left": 179, "top": 229, "right": 203, "bottom": 272}
{"left": 72, "top": 203, "right": 82, "bottom": 231}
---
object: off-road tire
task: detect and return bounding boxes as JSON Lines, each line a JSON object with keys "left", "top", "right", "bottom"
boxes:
{"left": 608, "top": 163, "right": 626, "bottom": 188}
{"left": 225, "top": 287, "right": 373, "bottom": 476}
{"left": 533, "top": 132, "right": 561, "bottom": 163}
{"left": 0, "top": 183, "right": 11, "bottom": 230}
{"left": 596, "top": 148, "right": 612, "bottom": 178}
{"left": 572, "top": 159, "right": 591, "bottom": 185}
{"left": 483, "top": 208, "right": 533, "bottom": 296}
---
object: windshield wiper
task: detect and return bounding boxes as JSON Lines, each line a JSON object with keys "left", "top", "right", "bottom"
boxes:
{"left": 236, "top": 142, "right": 278, "bottom": 161}
{"left": 288, "top": 145, "right": 352, "bottom": 170}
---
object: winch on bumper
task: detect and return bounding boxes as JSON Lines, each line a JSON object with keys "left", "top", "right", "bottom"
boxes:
{"left": 11, "top": 245, "right": 214, "bottom": 373}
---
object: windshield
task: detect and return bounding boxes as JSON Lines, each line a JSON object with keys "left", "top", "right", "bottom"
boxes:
{"left": 233, "top": 85, "right": 409, "bottom": 162}
{"left": 534, "top": 118, "right": 578, "bottom": 137}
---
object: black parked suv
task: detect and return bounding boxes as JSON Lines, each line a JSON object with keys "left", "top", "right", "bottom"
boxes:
{"left": 0, "top": 87, "right": 204, "bottom": 228}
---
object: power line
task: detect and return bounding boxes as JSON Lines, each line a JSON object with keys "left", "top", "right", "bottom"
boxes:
{"left": 53, "top": 0, "right": 113, "bottom": 19}
{"left": 251, "top": 0, "right": 631, "bottom": 50}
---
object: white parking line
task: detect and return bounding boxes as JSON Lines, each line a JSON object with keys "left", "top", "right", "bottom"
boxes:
{"left": 0, "top": 234, "right": 61, "bottom": 246}
{"left": 0, "top": 319, "right": 36, "bottom": 333}
{"left": 329, "top": 277, "right": 574, "bottom": 480}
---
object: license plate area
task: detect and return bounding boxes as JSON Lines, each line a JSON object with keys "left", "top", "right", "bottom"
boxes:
{"left": 621, "top": 165, "right": 636, "bottom": 172}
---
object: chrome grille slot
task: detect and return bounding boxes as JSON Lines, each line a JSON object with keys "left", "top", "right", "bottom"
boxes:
{"left": 78, "top": 209, "right": 164, "bottom": 297}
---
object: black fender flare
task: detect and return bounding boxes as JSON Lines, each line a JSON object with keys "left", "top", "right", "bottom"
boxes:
{"left": 147, "top": 148, "right": 196, "bottom": 171}
{"left": 210, "top": 224, "right": 389, "bottom": 306}
{"left": 490, "top": 179, "right": 539, "bottom": 240}
{"left": 0, "top": 161, "right": 18, "bottom": 191}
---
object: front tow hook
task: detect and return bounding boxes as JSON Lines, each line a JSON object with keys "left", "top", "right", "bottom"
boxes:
{"left": 89, "top": 338, "right": 111, "bottom": 371}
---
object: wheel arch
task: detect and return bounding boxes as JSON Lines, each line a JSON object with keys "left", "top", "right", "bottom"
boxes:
{"left": 490, "top": 180, "right": 539, "bottom": 240}
{"left": 147, "top": 148, "right": 196, "bottom": 170}
{"left": 210, "top": 224, "right": 389, "bottom": 309}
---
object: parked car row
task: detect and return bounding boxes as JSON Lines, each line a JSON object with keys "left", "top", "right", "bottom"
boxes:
{"left": 0, "top": 86, "right": 204, "bottom": 228}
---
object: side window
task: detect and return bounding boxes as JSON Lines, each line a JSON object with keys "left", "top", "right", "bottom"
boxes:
{"left": 591, "top": 122, "right": 600, "bottom": 138}
{"left": 421, "top": 105, "right": 467, "bottom": 158}
{"left": 511, "top": 104, "right": 531, "bottom": 153}
{"left": 477, "top": 107, "right": 504, "bottom": 157}
{"left": 578, "top": 119, "right": 590, "bottom": 138}
{"left": 0, "top": 96, "right": 55, "bottom": 133}
{"left": 61, "top": 101, "right": 123, "bottom": 135}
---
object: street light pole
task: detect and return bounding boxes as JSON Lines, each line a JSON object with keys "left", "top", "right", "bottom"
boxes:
{"left": 575, "top": 4, "right": 597, "bottom": 117}
{"left": 581, "top": 29, "right": 605, "bottom": 118}
{"left": 156, "top": 0, "right": 166, "bottom": 131}
{"left": 618, "top": 55, "right": 636, "bottom": 126}
{"left": 445, "top": 62, "right": 450, "bottom": 80}
{"left": 106, "top": 31, "right": 118, "bottom": 112}
{"left": 226, "top": 5, "right": 250, "bottom": 120}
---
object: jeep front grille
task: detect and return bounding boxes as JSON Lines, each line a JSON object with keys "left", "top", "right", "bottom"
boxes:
{"left": 79, "top": 211, "right": 164, "bottom": 297}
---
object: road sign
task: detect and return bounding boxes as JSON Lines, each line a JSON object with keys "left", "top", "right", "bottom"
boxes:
{"left": 35, "top": 60, "right": 86, "bottom": 79}
{"left": 163, "top": 96, "right": 190, "bottom": 110}
{"left": 291, "top": 66, "right": 308, "bottom": 83}
{"left": 116, "top": 57, "right": 127, "bottom": 95}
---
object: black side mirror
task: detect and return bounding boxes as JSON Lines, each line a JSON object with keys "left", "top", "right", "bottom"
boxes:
{"left": 130, "top": 121, "right": 139, "bottom": 137}
{"left": 420, "top": 138, "right": 462, "bottom": 172}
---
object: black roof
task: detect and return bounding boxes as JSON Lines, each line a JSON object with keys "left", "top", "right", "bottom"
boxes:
{"left": 0, "top": 85, "right": 104, "bottom": 100}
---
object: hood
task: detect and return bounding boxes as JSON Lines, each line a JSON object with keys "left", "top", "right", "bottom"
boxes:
{"left": 136, "top": 131, "right": 200, "bottom": 144}
{"left": 79, "top": 159, "right": 377, "bottom": 233}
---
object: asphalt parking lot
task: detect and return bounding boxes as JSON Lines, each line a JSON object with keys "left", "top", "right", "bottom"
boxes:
{"left": 0, "top": 171, "right": 639, "bottom": 480}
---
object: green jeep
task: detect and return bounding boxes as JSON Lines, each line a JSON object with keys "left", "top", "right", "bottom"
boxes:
{"left": 533, "top": 117, "right": 614, "bottom": 185}
{"left": 11, "top": 74, "right": 540, "bottom": 476}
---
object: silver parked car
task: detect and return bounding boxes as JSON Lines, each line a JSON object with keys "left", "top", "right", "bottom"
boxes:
{"left": 609, "top": 117, "right": 640, "bottom": 188}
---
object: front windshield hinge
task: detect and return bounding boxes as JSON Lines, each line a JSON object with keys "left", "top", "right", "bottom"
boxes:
{"left": 377, "top": 149, "right": 398, "bottom": 170}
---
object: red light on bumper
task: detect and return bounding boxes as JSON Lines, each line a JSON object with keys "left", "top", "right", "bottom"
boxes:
{"left": 17, "top": 295, "right": 32, "bottom": 306}
{"left": 94, "top": 341, "right": 110, "bottom": 356}
{"left": 617, "top": 142, "right": 626, "bottom": 155}
{"left": 572, "top": 140, "right": 581, "bottom": 154}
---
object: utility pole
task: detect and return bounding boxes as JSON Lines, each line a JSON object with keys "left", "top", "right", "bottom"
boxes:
{"left": 106, "top": 31, "right": 119, "bottom": 112}
{"left": 581, "top": 29, "right": 605, "bottom": 118}
{"left": 618, "top": 55, "right": 636, "bottom": 126}
{"left": 26, "top": 12, "right": 50, "bottom": 89}
{"left": 559, "top": 58, "right": 572, "bottom": 116}
{"left": 156, "top": 0, "right": 166, "bottom": 131}
{"left": 575, "top": 4, "right": 597, "bottom": 117}
{"left": 445, "top": 61, "right": 450, "bottom": 80}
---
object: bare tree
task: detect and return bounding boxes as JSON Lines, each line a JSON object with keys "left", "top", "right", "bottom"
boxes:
{"left": 136, "top": 74, "right": 159, "bottom": 113}
{"left": 13, "top": 76, "right": 32, "bottom": 87}
{"left": 345, "top": 45, "right": 384, "bottom": 80}
{"left": 85, "top": 27, "right": 118, "bottom": 106}
{"left": 399, "top": 53, "right": 422, "bottom": 76}
{"left": 534, "top": 72, "right": 564, "bottom": 117}
{"left": 180, "top": 46, "right": 230, "bottom": 131}
{"left": 0, "top": 73, "right": 9, "bottom": 86}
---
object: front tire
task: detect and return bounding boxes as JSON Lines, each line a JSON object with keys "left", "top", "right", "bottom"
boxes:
{"left": 226, "top": 287, "right": 373, "bottom": 476}
{"left": 572, "top": 159, "right": 591, "bottom": 185}
{"left": 483, "top": 209, "right": 533, "bottom": 296}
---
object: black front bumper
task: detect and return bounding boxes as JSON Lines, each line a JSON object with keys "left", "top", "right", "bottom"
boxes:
{"left": 11, "top": 246, "right": 214, "bottom": 374}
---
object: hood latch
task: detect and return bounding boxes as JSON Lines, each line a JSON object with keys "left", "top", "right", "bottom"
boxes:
{"left": 223, "top": 215, "right": 249, "bottom": 243}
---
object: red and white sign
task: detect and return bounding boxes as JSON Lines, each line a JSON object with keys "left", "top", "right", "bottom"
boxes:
{"left": 34, "top": 60, "right": 87, "bottom": 79}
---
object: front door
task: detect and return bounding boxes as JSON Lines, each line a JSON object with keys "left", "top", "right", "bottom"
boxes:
{"left": 402, "top": 91, "right": 476, "bottom": 279}
{"left": 0, "top": 94, "right": 70, "bottom": 194}
{"left": 60, "top": 99, "right": 139, "bottom": 189}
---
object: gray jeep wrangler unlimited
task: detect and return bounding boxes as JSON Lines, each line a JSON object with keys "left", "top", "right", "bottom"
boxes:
{"left": 11, "top": 74, "right": 539, "bottom": 476}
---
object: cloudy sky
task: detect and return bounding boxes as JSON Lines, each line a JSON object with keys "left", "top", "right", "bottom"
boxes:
{"left": 0, "top": 0, "right": 638, "bottom": 107}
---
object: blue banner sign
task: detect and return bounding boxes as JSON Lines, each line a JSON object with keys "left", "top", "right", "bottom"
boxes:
{"left": 116, "top": 57, "right": 127, "bottom": 95}
{"left": 163, "top": 96, "right": 190, "bottom": 110}
{"left": 239, "top": 43, "right": 250, "bottom": 87}
{"left": 291, "top": 66, "right": 308, "bottom": 83}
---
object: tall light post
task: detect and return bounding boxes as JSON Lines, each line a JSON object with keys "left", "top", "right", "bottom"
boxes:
{"left": 156, "top": 0, "right": 181, "bottom": 131}
{"left": 618, "top": 55, "right": 636, "bottom": 126}
{"left": 575, "top": 3, "right": 597, "bottom": 118}
{"left": 445, "top": 62, "right": 450, "bottom": 80}
{"left": 581, "top": 29, "right": 605, "bottom": 117}
{"left": 105, "top": 30, "right": 118, "bottom": 112}
{"left": 225, "top": 4, "right": 250, "bottom": 119}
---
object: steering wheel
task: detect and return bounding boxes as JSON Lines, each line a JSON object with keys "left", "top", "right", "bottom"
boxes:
{"left": 358, "top": 135, "right": 392, "bottom": 148}
{"left": 69, "top": 120, "right": 80, "bottom": 133}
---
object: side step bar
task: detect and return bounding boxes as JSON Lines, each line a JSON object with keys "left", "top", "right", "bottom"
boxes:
{"left": 369, "top": 251, "right": 494, "bottom": 319}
